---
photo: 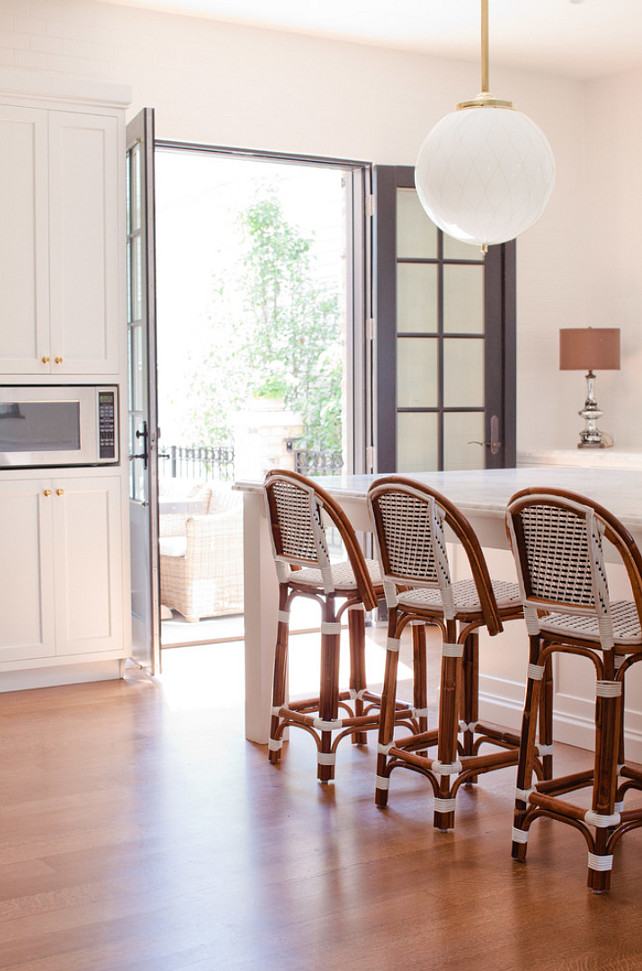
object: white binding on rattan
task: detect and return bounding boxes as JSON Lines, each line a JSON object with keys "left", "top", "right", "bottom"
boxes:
{"left": 615, "top": 800, "right": 624, "bottom": 813}
{"left": 278, "top": 609, "right": 290, "bottom": 623}
{"left": 584, "top": 810, "right": 621, "bottom": 828}
{"left": 515, "top": 787, "right": 534, "bottom": 803}
{"left": 431, "top": 759, "right": 462, "bottom": 775}
{"left": 588, "top": 853, "right": 614, "bottom": 872}
{"left": 313, "top": 717, "right": 343, "bottom": 731}
{"left": 386, "top": 637, "right": 400, "bottom": 653}
{"left": 268, "top": 738, "right": 282, "bottom": 751}
{"left": 317, "top": 752, "right": 336, "bottom": 766}
{"left": 442, "top": 642, "right": 464, "bottom": 658}
{"left": 413, "top": 707, "right": 430, "bottom": 718}
{"left": 527, "top": 663, "right": 545, "bottom": 681}
{"left": 523, "top": 607, "right": 541, "bottom": 637}
{"left": 459, "top": 720, "right": 479, "bottom": 733}
{"left": 349, "top": 688, "right": 366, "bottom": 701}
{"left": 536, "top": 743, "right": 553, "bottom": 757}
{"left": 271, "top": 705, "right": 282, "bottom": 717}
{"left": 512, "top": 827, "right": 529, "bottom": 844}
{"left": 377, "top": 742, "right": 393, "bottom": 755}
{"left": 320, "top": 622, "right": 342, "bottom": 636}
{"left": 596, "top": 680, "right": 622, "bottom": 698}
{"left": 434, "top": 797, "right": 457, "bottom": 812}
{"left": 376, "top": 775, "right": 390, "bottom": 790}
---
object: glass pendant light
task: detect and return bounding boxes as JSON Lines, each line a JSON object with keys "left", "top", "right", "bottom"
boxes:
{"left": 415, "top": 0, "right": 555, "bottom": 252}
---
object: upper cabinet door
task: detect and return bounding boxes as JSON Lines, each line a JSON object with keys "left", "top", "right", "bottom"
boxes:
{"left": 0, "top": 104, "right": 50, "bottom": 374}
{"left": 48, "top": 111, "right": 120, "bottom": 375}
{"left": 0, "top": 106, "right": 120, "bottom": 377}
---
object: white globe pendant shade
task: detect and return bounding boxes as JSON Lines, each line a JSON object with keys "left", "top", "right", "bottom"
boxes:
{"left": 415, "top": 105, "right": 556, "bottom": 248}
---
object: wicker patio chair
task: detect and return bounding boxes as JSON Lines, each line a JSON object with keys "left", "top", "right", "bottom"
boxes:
{"left": 368, "top": 476, "right": 529, "bottom": 832}
{"left": 264, "top": 469, "right": 418, "bottom": 784}
{"left": 506, "top": 487, "right": 642, "bottom": 892}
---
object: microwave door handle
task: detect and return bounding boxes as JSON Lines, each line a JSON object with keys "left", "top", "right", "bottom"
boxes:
{"left": 130, "top": 421, "right": 149, "bottom": 470}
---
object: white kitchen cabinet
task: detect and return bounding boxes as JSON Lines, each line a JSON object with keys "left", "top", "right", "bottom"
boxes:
{"left": 0, "top": 474, "right": 125, "bottom": 668}
{"left": 0, "top": 77, "right": 127, "bottom": 378}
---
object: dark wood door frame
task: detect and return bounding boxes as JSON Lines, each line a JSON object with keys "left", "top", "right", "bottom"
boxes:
{"left": 373, "top": 165, "right": 516, "bottom": 473}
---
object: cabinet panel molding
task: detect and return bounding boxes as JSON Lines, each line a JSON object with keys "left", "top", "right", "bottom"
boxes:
{"left": 0, "top": 479, "right": 55, "bottom": 661}
{"left": 0, "top": 105, "right": 49, "bottom": 373}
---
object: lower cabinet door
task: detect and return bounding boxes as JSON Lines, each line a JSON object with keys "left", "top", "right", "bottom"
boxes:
{"left": 51, "top": 475, "right": 123, "bottom": 655}
{"left": 0, "top": 478, "right": 56, "bottom": 662}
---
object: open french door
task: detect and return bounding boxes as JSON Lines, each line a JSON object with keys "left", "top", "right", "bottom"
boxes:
{"left": 126, "top": 108, "right": 161, "bottom": 673}
{"left": 372, "top": 165, "right": 516, "bottom": 473}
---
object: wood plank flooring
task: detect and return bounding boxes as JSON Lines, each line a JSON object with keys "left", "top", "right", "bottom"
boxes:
{"left": 1, "top": 630, "right": 642, "bottom": 970}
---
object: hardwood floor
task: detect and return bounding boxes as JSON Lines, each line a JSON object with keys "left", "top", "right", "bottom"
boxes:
{"left": 1, "top": 630, "right": 642, "bottom": 970}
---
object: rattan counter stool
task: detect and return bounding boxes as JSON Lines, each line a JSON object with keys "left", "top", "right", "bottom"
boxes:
{"left": 506, "top": 488, "right": 642, "bottom": 893}
{"left": 264, "top": 469, "right": 419, "bottom": 784}
{"left": 368, "top": 476, "right": 528, "bottom": 832}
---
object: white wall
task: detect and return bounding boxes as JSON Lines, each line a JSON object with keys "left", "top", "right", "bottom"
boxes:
{"left": 0, "top": 0, "right": 596, "bottom": 454}
{"left": 583, "top": 68, "right": 642, "bottom": 450}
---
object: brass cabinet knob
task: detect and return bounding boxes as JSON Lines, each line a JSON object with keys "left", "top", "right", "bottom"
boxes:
{"left": 54, "top": 356, "right": 63, "bottom": 365}
{"left": 56, "top": 488, "right": 64, "bottom": 497}
{"left": 43, "top": 489, "right": 52, "bottom": 497}
{"left": 41, "top": 356, "right": 50, "bottom": 364}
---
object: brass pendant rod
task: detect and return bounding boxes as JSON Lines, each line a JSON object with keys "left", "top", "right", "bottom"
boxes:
{"left": 481, "top": 0, "right": 489, "bottom": 94}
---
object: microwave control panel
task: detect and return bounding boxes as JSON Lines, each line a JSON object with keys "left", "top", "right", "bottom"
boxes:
{"left": 98, "top": 389, "right": 117, "bottom": 460}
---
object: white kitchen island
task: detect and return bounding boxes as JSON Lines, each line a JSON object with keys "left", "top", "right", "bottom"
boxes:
{"left": 235, "top": 466, "right": 642, "bottom": 758}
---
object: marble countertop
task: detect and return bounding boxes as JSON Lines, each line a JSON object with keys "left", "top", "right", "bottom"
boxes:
{"left": 518, "top": 448, "right": 642, "bottom": 470}
{"left": 235, "top": 465, "right": 642, "bottom": 530}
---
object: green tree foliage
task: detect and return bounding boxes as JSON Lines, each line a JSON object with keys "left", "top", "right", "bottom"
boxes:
{"left": 188, "top": 192, "right": 343, "bottom": 453}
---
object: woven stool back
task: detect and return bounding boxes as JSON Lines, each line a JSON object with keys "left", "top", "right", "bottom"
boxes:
{"left": 367, "top": 476, "right": 502, "bottom": 634}
{"left": 506, "top": 488, "right": 642, "bottom": 648}
{"left": 264, "top": 469, "right": 378, "bottom": 610}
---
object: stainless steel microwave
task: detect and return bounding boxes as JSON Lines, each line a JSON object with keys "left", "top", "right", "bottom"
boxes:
{"left": 0, "top": 385, "right": 119, "bottom": 469}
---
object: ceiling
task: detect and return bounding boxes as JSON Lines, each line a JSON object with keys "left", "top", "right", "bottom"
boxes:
{"left": 102, "top": 0, "right": 642, "bottom": 81}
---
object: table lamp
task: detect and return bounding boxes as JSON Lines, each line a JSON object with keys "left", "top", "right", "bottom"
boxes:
{"left": 559, "top": 327, "right": 620, "bottom": 448}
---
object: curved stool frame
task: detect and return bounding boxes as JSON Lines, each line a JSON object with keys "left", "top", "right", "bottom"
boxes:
{"left": 507, "top": 487, "right": 642, "bottom": 892}
{"left": 264, "top": 469, "right": 419, "bottom": 783}
{"left": 368, "top": 476, "right": 530, "bottom": 831}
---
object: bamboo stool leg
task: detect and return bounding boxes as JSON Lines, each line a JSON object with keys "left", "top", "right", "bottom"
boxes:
{"left": 587, "top": 676, "right": 621, "bottom": 893}
{"left": 348, "top": 607, "right": 368, "bottom": 745}
{"left": 460, "top": 631, "right": 478, "bottom": 784}
{"left": 317, "top": 596, "right": 340, "bottom": 784}
{"left": 434, "top": 619, "right": 460, "bottom": 832}
{"left": 538, "top": 656, "right": 554, "bottom": 780}
{"left": 512, "top": 634, "right": 543, "bottom": 862}
{"left": 375, "top": 609, "right": 401, "bottom": 808}
{"left": 269, "top": 585, "right": 290, "bottom": 766}
{"left": 411, "top": 622, "right": 428, "bottom": 738}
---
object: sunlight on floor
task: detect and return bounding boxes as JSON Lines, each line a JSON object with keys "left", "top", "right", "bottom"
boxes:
{"left": 157, "top": 627, "right": 414, "bottom": 713}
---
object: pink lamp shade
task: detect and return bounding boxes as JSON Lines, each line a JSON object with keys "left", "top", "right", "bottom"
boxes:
{"left": 559, "top": 328, "right": 621, "bottom": 371}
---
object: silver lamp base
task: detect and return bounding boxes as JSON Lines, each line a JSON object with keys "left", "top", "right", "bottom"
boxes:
{"left": 577, "top": 370, "right": 608, "bottom": 448}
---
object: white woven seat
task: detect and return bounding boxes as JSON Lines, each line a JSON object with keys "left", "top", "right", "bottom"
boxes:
{"left": 289, "top": 558, "right": 382, "bottom": 591}
{"left": 398, "top": 578, "right": 521, "bottom": 614}
{"left": 540, "top": 600, "right": 642, "bottom": 646}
